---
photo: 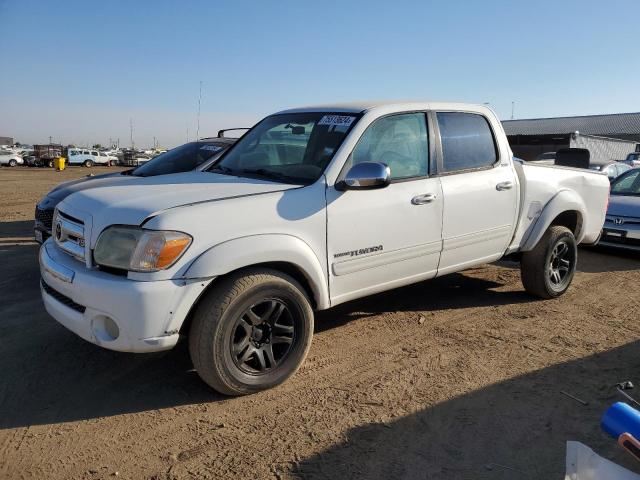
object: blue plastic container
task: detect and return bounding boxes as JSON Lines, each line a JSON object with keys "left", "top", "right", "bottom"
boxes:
{"left": 602, "top": 402, "right": 640, "bottom": 439}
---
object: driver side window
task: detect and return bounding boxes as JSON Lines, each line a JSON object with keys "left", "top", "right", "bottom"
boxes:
{"left": 350, "top": 113, "right": 428, "bottom": 180}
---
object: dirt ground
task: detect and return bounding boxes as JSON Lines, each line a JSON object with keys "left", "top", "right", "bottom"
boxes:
{"left": 1, "top": 166, "right": 639, "bottom": 479}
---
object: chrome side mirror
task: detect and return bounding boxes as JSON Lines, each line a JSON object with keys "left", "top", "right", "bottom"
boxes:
{"left": 337, "top": 162, "right": 391, "bottom": 190}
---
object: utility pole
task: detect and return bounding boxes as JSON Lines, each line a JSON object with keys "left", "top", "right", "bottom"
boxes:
{"left": 186, "top": 124, "right": 189, "bottom": 143}
{"left": 130, "top": 118, "right": 134, "bottom": 150}
{"left": 153, "top": 136, "right": 157, "bottom": 149}
{"left": 511, "top": 101, "right": 515, "bottom": 120}
{"left": 196, "top": 80, "right": 203, "bottom": 141}
{"left": 49, "top": 135, "right": 52, "bottom": 145}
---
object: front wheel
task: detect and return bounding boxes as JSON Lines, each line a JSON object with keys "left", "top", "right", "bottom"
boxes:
{"left": 189, "top": 268, "right": 314, "bottom": 396}
{"left": 83, "top": 160, "right": 93, "bottom": 168}
{"left": 521, "top": 225, "right": 577, "bottom": 299}
{"left": 8, "top": 159, "right": 17, "bottom": 167}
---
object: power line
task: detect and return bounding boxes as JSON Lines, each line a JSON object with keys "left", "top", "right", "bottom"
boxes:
{"left": 196, "top": 80, "right": 203, "bottom": 141}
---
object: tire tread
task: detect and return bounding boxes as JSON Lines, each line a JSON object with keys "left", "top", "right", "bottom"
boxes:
{"left": 188, "top": 268, "right": 312, "bottom": 396}
{"left": 521, "top": 225, "right": 575, "bottom": 299}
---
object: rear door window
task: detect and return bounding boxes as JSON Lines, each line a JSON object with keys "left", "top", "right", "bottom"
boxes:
{"left": 436, "top": 112, "right": 497, "bottom": 173}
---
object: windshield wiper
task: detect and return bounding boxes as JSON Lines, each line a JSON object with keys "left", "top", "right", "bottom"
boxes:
{"left": 237, "top": 168, "right": 305, "bottom": 184}
{"left": 208, "top": 165, "right": 238, "bottom": 176}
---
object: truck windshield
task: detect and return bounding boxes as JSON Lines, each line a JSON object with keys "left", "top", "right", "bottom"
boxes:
{"left": 611, "top": 170, "right": 640, "bottom": 196}
{"left": 132, "top": 142, "right": 227, "bottom": 177}
{"left": 209, "top": 112, "right": 359, "bottom": 184}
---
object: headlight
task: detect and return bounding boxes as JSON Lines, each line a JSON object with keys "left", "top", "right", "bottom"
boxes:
{"left": 94, "top": 226, "right": 192, "bottom": 272}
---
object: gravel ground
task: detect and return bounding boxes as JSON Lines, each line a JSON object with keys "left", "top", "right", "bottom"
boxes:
{"left": 1, "top": 166, "right": 639, "bottom": 479}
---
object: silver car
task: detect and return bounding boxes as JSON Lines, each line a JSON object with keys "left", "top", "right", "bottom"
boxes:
{"left": 599, "top": 168, "right": 640, "bottom": 251}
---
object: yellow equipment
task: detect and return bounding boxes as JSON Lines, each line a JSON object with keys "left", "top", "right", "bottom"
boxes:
{"left": 54, "top": 157, "right": 66, "bottom": 171}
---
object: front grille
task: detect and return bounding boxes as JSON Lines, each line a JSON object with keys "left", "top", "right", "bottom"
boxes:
{"left": 35, "top": 207, "right": 54, "bottom": 231}
{"left": 41, "top": 279, "right": 86, "bottom": 313}
{"left": 53, "top": 210, "right": 86, "bottom": 262}
{"left": 606, "top": 216, "right": 640, "bottom": 226}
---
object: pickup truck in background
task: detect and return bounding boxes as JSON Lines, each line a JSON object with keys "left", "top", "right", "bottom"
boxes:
{"left": 39, "top": 102, "right": 610, "bottom": 395}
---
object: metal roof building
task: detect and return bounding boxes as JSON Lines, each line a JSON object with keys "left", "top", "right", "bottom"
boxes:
{"left": 503, "top": 112, "right": 640, "bottom": 142}
{"left": 502, "top": 113, "right": 640, "bottom": 162}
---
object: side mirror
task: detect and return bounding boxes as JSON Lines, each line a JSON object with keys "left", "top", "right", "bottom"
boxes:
{"left": 337, "top": 162, "right": 391, "bottom": 191}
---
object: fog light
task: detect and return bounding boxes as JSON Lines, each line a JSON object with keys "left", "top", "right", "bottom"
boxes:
{"left": 93, "top": 315, "right": 120, "bottom": 342}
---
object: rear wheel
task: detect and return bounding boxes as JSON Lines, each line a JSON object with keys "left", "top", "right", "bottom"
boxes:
{"left": 47, "top": 159, "right": 54, "bottom": 168}
{"left": 83, "top": 159, "right": 93, "bottom": 168}
{"left": 521, "top": 225, "right": 577, "bottom": 299}
{"left": 8, "top": 159, "right": 17, "bottom": 167}
{"left": 189, "top": 268, "right": 314, "bottom": 396}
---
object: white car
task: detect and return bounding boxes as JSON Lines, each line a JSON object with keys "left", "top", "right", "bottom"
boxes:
{"left": 40, "top": 101, "right": 609, "bottom": 395}
{"left": 0, "top": 151, "right": 24, "bottom": 167}
{"left": 67, "top": 148, "right": 117, "bottom": 167}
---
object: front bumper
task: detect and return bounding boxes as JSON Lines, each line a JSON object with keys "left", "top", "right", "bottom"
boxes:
{"left": 597, "top": 219, "right": 640, "bottom": 251}
{"left": 39, "top": 240, "right": 213, "bottom": 353}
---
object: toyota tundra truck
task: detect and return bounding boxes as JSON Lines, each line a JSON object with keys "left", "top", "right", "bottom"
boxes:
{"left": 39, "top": 102, "right": 610, "bottom": 395}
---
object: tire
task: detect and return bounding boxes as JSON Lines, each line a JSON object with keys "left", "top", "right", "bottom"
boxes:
{"left": 47, "top": 160, "right": 54, "bottom": 168}
{"left": 521, "top": 225, "right": 577, "bottom": 299}
{"left": 189, "top": 268, "right": 314, "bottom": 396}
{"left": 83, "top": 159, "right": 93, "bottom": 167}
{"left": 8, "top": 159, "right": 17, "bottom": 167}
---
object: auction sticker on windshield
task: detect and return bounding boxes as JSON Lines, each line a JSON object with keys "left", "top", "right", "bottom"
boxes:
{"left": 200, "top": 145, "right": 223, "bottom": 152}
{"left": 318, "top": 115, "right": 356, "bottom": 127}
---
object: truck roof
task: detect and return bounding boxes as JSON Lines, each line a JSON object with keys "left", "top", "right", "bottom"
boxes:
{"left": 275, "top": 101, "right": 491, "bottom": 115}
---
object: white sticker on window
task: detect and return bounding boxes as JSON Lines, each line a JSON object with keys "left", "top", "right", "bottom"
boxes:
{"left": 200, "top": 145, "right": 223, "bottom": 152}
{"left": 318, "top": 115, "right": 356, "bottom": 127}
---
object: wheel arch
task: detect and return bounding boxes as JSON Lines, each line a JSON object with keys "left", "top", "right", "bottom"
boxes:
{"left": 183, "top": 234, "right": 330, "bottom": 310}
{"left": 520, "top": 190, "right": 586, "bottom": 252}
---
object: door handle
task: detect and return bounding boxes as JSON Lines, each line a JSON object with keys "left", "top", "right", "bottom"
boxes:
{"left": 411, "top": 193, "right": 437, "bottom": 205}
{"left": 496, "top": 181, "right": 514, "bottom": 191}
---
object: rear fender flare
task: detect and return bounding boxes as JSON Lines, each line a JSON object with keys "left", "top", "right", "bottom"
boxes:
{"left": 520, "top": 190, "right": 586, "bottom": 251}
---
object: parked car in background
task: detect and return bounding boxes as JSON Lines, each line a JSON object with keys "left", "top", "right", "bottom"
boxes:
{"left": 598, "top": 168, "right": 640, "bottom": 251}
{"left": 0, "top": 151, "right": 24, "bottom": 167}
{"left": 67, "top": 148, "right": 118, "bottom": 167}
{"left": 34, "top": 137, "right": 238, "bottom": 243}
{"left": 621, "top": 152, "right": 640, "bottom": 167}
{"left": 38, "top": 101, "right": 610, "bottom": 395}
{"left": 589, "top": 160, "right": 632, "bottom": 182}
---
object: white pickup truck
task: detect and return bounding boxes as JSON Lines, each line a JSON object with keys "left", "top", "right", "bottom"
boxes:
{"left": 40, "top": 102, "right": 610, "bottom": 395}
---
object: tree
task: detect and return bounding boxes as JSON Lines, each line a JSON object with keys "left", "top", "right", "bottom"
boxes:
{"left": 92, "top": 144, "right": 102, "bottom": 149}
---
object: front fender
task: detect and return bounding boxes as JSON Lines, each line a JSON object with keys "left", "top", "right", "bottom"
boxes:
{"left": 520, "top": 189, "right": 586, "bottom": 251}
{"left": 184, "top": 234, "right": 330, "bottom": 309}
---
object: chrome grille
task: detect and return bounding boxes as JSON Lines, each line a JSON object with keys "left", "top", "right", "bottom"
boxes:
{"left": 53, "top": 210, "right": 86, "bottom": 262}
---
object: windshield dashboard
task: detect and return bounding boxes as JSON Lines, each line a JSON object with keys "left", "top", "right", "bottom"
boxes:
{"left": 207, "top": 112, "right": 361, "bottom": 185}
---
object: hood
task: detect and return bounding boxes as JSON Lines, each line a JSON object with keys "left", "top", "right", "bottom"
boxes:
{"left": 608, "top": 194, "right": 640, "bottom": 218}
{"left": 58, "top": 171, "right": 299, "bottom": 237}
{"left": 43, "top": 171, "right": 132, "bottom": 204}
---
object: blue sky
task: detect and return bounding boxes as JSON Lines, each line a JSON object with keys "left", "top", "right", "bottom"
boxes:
{"left": 1, "top": 0, "right": 639, "bottom": 148}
